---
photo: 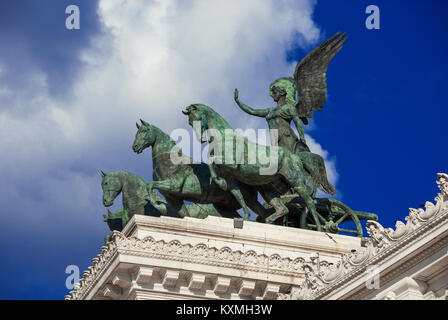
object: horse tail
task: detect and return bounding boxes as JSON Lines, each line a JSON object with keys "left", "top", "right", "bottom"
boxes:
{"left": 314, "top": 156, "right": 336, "bottom": 195}
{"left": 297, "top": 151, "right": 336, "bottom": 196}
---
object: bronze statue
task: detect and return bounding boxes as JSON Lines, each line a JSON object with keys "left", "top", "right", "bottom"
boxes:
{"left": 98, "top": 31, "right": 378, "bottom": 240}
{"left": 233, "top": 32, "right": 348, "bottom": 196}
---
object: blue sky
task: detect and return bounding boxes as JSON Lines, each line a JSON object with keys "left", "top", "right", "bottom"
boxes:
{"left": 0, "top": 0, "right": 446, "bottom": 299}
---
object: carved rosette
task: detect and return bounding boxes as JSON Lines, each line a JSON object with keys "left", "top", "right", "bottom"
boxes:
{"left": 280, "top": 173, "right": 448, "bottom": 300}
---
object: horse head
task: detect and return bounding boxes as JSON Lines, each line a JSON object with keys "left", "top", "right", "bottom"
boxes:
{"left": 101, "top": 171, "right": 123, "bottom": 207}
{"left": 132, "top": 119, "right": 155, "bottom": 154}
{"left": 182, "top": 104, "right": 211, "bottom": 143}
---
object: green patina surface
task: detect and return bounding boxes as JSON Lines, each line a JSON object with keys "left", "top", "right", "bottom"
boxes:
{"left": 101, "top": 171, "right": 223, "bottom": 243}
{"left": 99, "top": 32, "right": 378, "bottom": 240}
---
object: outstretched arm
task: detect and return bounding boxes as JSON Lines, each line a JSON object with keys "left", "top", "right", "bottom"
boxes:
{"left": 234, "top": 88, "right": 269, "bottom": 117}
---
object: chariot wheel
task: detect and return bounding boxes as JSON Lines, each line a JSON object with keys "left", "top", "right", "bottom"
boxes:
{"left": 295, "top": 198, "right": 363, "bottom": 237}
{"left": 262, "top": 195, "right": 369, "bottom": 237}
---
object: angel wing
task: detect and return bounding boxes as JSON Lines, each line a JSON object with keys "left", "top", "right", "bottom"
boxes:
{"left": 294, "top": 32, "right": 347, "bottom": 118}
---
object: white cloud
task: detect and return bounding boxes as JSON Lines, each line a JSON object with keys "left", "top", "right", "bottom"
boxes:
{"left": 0, "top": 0, "right": 330, "bottom": 227}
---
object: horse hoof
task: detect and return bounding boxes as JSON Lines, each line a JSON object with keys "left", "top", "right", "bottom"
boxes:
{"left": 218, "top": 181, "right": 227, "bottom": 190}
{"left": 155, "top": 204, "right": 167, "bottom": 215}
{"left": 265, "top": 217, "right": 275, "bottom": 224}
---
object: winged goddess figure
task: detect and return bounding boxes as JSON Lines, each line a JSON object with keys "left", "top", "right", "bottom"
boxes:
{"left": 234, "top": 32, "right": 347, "bottom": 196}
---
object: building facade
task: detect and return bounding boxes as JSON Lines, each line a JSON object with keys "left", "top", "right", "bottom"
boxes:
{"left": 65, "top": 173, "right": 448, "bottom": 300}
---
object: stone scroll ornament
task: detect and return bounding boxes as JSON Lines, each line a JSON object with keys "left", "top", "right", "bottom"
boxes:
{"left": 278, "top": 173, "right": 448, "bottom": 300}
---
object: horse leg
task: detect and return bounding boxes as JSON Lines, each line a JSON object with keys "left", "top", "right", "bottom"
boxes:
{"left": 213, "top": 204, "right": 240, "bottom": 219}
{"left": 294, "top": 186, "right": 322, "bottom": 232}
{"left": 228, "top": 182, "right": 252, "bottom": 220}
{"left": 256, "top": 186, "right": 287, "bottom": 224}
{"left": 241, "top": 186, "right": 269, "bottom": 221}
{"left": 265, "top": 197, "right": 289, "bottom": 224}
{"left": 165, "top": 196, "right": 189, "bottom": 217}
{"left": 147, "top": 179, "right": 183, "bottom": 213}
{"left": 245, "top": 197, "right": 269, "bottom": 221}
{"left": 207, "top": 156, "right": 227, "bottom": 190}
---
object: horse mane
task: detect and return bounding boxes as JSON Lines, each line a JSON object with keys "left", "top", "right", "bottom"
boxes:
{"left": 125, "top": 171, "right": 147, "bottom": 185}
{"left": 195, "top": 104, "right": 234, "bottom": 130}
{"left": 106, "top": 171, "right": 147, "bottom": 187}
{"left": 198, "top": 104, "right": 256, "bottom": 147}
{"left": 147, "top": 124, "right": 178, "bottom": 147}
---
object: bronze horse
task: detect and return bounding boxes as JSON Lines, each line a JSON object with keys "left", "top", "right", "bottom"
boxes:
{"left": 132, "top": 120, "right": 269, "bottom": 220}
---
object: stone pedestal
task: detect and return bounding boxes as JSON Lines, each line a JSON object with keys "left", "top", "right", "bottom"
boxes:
{"left": 66, "top": 215, "right": 362, "bottom": 300}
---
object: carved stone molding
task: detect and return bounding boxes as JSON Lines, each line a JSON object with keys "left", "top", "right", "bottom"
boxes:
{"left": 66, "top": 228, "right": 342, "bottom": 300}
{"left": 65, "top": 241, "right": 119, "bottom": 300}
{"left": 280, "top": 173, "right": 448, "bottom": 300}
{"left": 107, "top": 232, "right": 319, "bottom": 276}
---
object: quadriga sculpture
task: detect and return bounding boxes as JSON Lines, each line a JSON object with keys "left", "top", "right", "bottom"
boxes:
{"left": 97, "top": 31, "right": 377, "bottom": 238}
{"left": 131, "top": 120, "right": 269, "bottom": 220}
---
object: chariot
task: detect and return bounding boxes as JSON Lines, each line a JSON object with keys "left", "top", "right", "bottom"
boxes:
{"left": 262, "top": 194, "right": 378, "bottom": 237}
